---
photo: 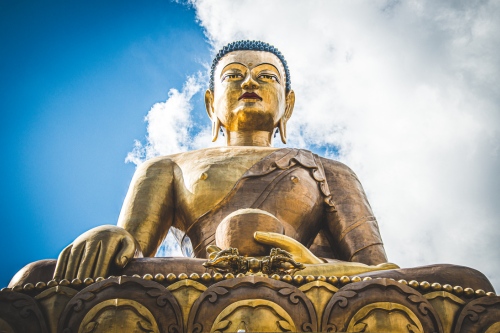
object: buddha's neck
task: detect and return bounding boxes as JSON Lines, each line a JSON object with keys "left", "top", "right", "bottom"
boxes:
{"left": 226, "top": 130, "right": 273, "bottom": 147}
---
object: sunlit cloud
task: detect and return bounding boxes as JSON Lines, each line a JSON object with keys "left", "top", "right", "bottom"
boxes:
{"left": 126, "top": 72, "right": 217, "bottom": 165}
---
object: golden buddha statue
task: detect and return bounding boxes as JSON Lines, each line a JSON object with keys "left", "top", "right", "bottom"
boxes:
{"left": 10, "top": 41, "right": 494, "bottom": 293}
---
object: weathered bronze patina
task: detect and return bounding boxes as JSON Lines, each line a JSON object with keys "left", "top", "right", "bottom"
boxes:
{"left": 4, "top": 40, "right": 498, "bottom": 333}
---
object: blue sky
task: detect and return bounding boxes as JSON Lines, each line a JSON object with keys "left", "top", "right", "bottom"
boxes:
{"left": 0, "top": 0, "right": 210, "bottom": 287}
{"left": 1, "top": 0, "right": 499, "bottom": 292}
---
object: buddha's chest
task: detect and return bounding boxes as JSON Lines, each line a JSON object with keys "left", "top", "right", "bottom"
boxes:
{"left": 171, "top": 148, "right": 276, "bottom": 225}
{"left": 176, "top": 164, "right": 326, "bottom": 254}
{"left": 242, "top": 166, "right": 326, "bottom": 244}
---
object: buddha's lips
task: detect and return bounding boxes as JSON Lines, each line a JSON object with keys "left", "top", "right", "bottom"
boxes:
{"left": 239, "top": 92, "right": 262, "bottom": 101}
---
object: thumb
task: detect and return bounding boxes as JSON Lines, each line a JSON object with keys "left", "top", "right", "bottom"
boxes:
{"left": 254, "top": 232, "right": 323, "bottom": 264}
{"left": 377, "top": 262, "right": 400, "bottom": 270}
{"left": 114, "top": 235, "right": 137, "bottom": 268}
{"left": 254, "top": 231, "right": 297, "bottom": 252}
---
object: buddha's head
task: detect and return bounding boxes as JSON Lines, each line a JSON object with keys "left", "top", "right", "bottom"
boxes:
{"left": 205, "top": 41, "right": 295, "bottom": 145}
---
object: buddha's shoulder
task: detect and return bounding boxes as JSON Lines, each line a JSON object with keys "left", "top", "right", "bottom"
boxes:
{"left": 137, "top": 146, "right": 280, "bottom": 169}
{"left": 317, "top": 155, "right": 357, "bottom": 176}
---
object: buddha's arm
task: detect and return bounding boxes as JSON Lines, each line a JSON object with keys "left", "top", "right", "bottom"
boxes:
{"left": 252, "top": 158, "right": 396, "bottom": 275}
{"left": 54, "top": 157, "right": 175, "bottom": 281}
{"left": 117, "top": 157, "right": 175, "bottom": 257}
{"left": 321, "top": 158, "right": 388, "bottom": 265}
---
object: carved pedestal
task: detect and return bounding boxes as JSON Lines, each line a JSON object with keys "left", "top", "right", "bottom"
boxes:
{"left": 1, "top": 273, "right": 499, "bottom": 332}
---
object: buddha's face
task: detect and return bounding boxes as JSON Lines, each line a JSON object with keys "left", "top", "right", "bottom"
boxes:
{"left": 206, "top": 50, "right": 294, "bottom": 132}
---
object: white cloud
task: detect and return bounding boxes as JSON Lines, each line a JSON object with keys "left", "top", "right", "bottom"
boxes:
{"left": 126, "top": 73, "right": 215, "bottom": 165}
{"left": 155, "top": 229, "right": 184, "bottom": 257}
{"left": 132, "top": 0, "right": 500, "bottom": 290}
{"left": 126, "top": 71, "right": 225, "bottom": 165}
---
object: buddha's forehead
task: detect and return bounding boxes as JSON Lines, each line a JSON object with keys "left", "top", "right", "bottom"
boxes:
{"left": 215, "top": 50, "right": 286, "bottom": 79}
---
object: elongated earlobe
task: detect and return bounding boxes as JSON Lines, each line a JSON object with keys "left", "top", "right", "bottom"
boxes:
{"left": 212, "top": 117, "right": 221, "bottom": 142}
{"left": 279, "top": 90, "right": 295, "bottom": 144}
{"left": 205, "top": 89, "right": 221, "bottom": 142}
{"left": 279, "top": 118, "right": 287, "bottom": 144}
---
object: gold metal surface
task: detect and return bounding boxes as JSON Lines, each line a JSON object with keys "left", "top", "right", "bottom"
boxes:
{"left": 78, "top": 299, "right": 160, "bottom": 333}
{"left": 205, "top": 50, "right": 295, "bottom": 146}
{"left": 424, "top": 291, "right": 465, "bottom": 333}
{"left": 167, "top": 279, "right": 207, "bottom": 329}
{"left": 254, "top": 232, "right": 398, "bottom": 276}
{"left": 209, "top": 299, "right": 296, "bottom": 333}
{"left": 52, "top": 48, "right": 390, "bottom": 283}
{"left": 299, "top": 280, "right": 338, "bottom": 328}
{"left": 34, "top": 286, "right": 78, "bottom": 333}
{"left": 347, "top": 302, "right": 424, "bottom": 333}
{"left": 254, "top": 231, "right": 324, "bottom": 264}
{"left": 5, "top": 271, "right": 496, "bottom": 333}
{"left": 485, "top": 322, "right": 500, "bottom": 333}
{"left": 216, "top": 209, "right": 284, "bottom": 257}
{"left": 203, "top": 246, "right": 304, "bottom": 276}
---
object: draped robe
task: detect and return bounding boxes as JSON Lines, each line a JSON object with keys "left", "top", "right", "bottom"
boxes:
{"left": 180, "top": 148, "right": 387, "bottom": 265}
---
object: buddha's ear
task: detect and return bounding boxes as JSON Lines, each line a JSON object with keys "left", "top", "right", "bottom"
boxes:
{"left": 279, "top": 90, "right": 295, "bottom": 144}
{"left": 205, "top": 89, "right": 220, "bottom": 142}
{"left": 205, "top": 89, "right": 215, "bottom": 119}
{"left": 284, "top": 90, "right": 295, "bottom": 121}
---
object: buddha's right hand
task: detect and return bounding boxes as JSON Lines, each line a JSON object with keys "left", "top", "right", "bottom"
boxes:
{"left": 53, "top": 225, "right": 143, "bottom": 281}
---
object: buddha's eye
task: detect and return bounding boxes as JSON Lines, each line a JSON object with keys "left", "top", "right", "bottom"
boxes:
{"left": 222, "top": 73, "right": 243, "bottom": 81}
{"left": 258, "top": 74, "right": 280, "bottom": 83}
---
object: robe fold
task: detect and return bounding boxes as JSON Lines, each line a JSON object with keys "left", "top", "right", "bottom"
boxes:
{"left": 182, "top": 148, "right": 387, "bottom": 264}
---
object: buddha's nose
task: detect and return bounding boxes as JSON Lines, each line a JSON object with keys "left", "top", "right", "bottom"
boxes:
{"left": 241, "top": 74, "right": 259, "bottom": 90}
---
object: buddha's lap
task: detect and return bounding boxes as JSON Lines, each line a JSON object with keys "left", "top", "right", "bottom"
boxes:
{"left": 9, "top": 257, "right": 494, "bottom": 293}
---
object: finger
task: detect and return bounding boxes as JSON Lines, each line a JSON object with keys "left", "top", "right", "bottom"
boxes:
{"left": 377, "top": 262, "right": 400, "bottom": 270}
{"left": 254, "top": 232, "right": 323, "bottom": 264}
{"left": 76, "top": 241, "right": 102, "bottom": 280}
{"left": 64, "top": 243, "right": 85, "bottom": 281}
{"left": 254, "top": 232, "right": 301, "bottom": 252}
{"left": 114, "top": 235, "right": 136, "bottom": 268}
{"left": 54, "top": 245, "right": 72, "bottom": 280}
{"left": 206, "top": 245, "right": 222, "bottom": 260}
{"left": 206, "top": 245, "right": 222, "bottom": 254}
{"left": 93, "top": 240, "right": 117, "bottom": 279}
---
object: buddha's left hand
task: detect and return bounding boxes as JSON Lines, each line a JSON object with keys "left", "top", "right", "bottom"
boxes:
{"left": 254, "top": 231, "right": 324, "bottom": 264}
{"left": 254, "top": 231, "right": 399, "bottom": 276}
